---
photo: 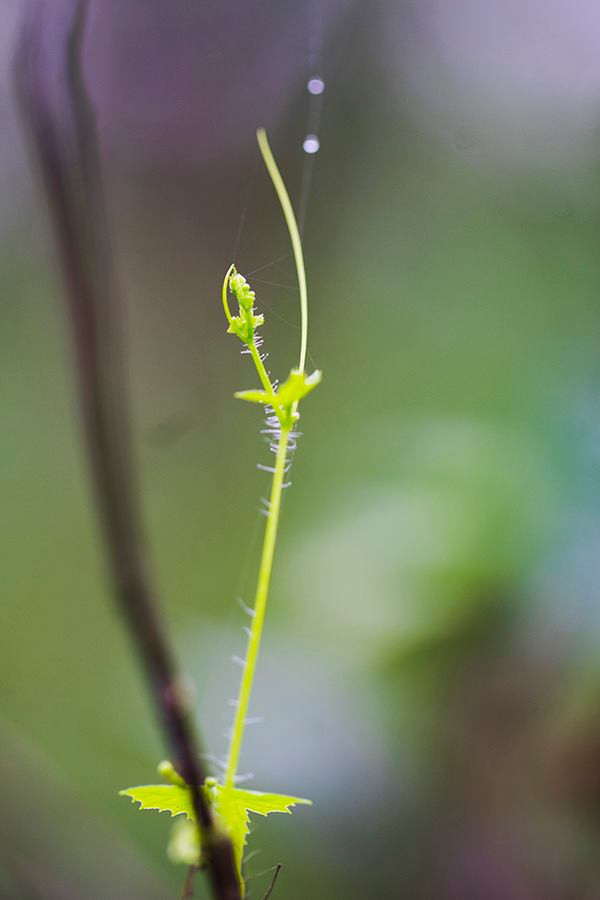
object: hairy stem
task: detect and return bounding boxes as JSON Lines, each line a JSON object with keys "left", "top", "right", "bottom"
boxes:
{"left": 225, "top": 422, "right": 291, "bottom": 788}
{"left": 249, "top": 342, "right": 276, "bottom": 397}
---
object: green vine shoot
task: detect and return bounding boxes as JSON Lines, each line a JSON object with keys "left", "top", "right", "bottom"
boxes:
{"left": 120, "top": 128, "right": 322, "bottom": 895}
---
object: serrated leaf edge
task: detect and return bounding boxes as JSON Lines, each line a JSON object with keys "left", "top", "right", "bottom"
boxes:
{"left": 118, "top": 786, "right": 194, "bottom": 821}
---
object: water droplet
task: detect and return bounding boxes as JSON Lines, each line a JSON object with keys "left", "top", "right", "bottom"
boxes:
{"left": 303, "top": 134, "right": 320, "bottom": 154}
{"left": 307, "top": 77, "right": 325, "bottom": 96}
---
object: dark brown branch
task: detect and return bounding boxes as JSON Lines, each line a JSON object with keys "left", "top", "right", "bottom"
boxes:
{"left": 14, "top": 3, "right": 240, "bottom": 898}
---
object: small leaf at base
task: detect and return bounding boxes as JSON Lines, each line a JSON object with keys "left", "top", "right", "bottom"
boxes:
{"left": 118, "top": 784, "right": 194, "bottom": 820}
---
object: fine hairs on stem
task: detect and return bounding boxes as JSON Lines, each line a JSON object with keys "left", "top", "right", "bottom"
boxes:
{"left": 118, "top": 131, "right": 320, "bottom": 896}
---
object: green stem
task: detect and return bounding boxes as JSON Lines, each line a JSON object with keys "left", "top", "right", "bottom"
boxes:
{"left": 249, "top": 342, "right": 275, "bottom": 398}
{"left": 223, "top": 129, "right": 310, "bottom": 791}
{"left": 256, "top": 129, "right": 308, "bottom": 375}
{"left": 225, "top": 423, "right": 291, "bottom": 789}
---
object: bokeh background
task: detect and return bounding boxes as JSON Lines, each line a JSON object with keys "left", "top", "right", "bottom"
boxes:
{"left": 3, "top": 1, "right": 600, "bottom": 897}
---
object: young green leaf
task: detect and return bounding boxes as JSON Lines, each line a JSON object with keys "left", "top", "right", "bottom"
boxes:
{"left": 234, "top": 368, "right": 322, "bottom": 430}
{"left": 119, "top": 784, "right": 194, "bottom": 820}
{"left": 233, "top": 388, "right": 275, "bottom": 405}
{"left": 276, "top": 368, "right": 322, "bottom": 407}
{"left": 211, "top": 783, "right": 312, "bottom": 890}
{"left": 212, "top": 785, "right": 250, "bottom": 878}
{"left": 231, "top": 788, "right": 312, "bottom": 817}
{"left": 120, "top": 767, "right": 311, "bottom": 893}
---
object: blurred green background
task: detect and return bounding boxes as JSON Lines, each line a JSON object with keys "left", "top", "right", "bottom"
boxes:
{"left": 3, "top": 1, "right": 600, "bottom": 897}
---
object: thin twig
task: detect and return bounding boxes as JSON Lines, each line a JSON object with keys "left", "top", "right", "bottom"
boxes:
{"left": 261, "top": 864, "right": 282, "bottom": 900}
{"left": 14, "top": 3, "right": 240, "bottom": 898}
{"left": 181, "top": 865, "right": 199, "bottom": 899}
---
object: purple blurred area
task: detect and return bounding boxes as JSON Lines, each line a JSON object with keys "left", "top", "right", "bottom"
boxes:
{"left": 387, "top": 0, "right": 600, "bottom": 165}
{"left": 83, "top": 0, "right": 350, "bottom": 165}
